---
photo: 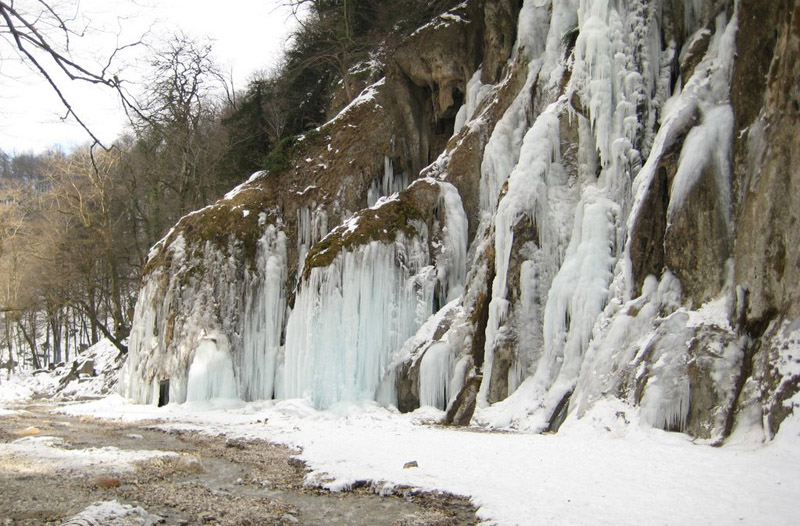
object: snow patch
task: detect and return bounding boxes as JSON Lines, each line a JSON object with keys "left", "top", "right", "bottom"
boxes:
{"left": 64, "top": 500, "right": 162, "bottom": 525}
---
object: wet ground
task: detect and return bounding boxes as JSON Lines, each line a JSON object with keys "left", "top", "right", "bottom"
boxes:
{"left": 0, "top": 405, "right": 476, "bottom": 525}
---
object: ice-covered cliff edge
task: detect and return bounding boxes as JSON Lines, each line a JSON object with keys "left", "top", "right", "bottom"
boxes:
{"left": 121, "top": 0, "right": 800, "bottom": 443}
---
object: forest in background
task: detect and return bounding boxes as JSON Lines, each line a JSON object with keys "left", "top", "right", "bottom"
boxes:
{"left": 0, "top": 0, "right": 461, "bottom": 373}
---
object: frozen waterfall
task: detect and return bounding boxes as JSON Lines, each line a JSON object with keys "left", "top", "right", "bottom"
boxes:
{"left": 284, "top": 181, "right": 468, "bottom": 409}
{"left": 186, "top": 333, "right": 238, "bottom": 402}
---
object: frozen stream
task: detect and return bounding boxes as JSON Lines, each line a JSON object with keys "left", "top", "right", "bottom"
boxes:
{"left": 0, "top": 405, "right": 476, "bottom": 525}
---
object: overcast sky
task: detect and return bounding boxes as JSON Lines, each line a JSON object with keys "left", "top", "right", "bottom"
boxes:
{"left": 0, "top": 0, "right": 297, "bottom": 154}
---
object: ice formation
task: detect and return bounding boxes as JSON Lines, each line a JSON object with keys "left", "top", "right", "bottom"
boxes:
{"left": 121, "top": 0, "right": 798, "bottom": 442}
{"left": 284, "top": 180, "right": 468, "bottom": 408}
{"left": 239, "top": 227, "right": 288, "bottom": 401}
{"left": 283, "top": 236, "right": 436, "bottom": 408}
{"left": 471, "top": 0, "right": 743, "bottom": 432}
{"left": 186, "top": 333, "right": 238, "bottom": 402}
{"left": 120, "top": 225, "right": 288, "bottom": 405}
{"left": 367, "top": 157, "right": 409, "bottom": 208}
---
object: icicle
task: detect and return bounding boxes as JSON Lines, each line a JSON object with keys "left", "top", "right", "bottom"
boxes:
{"left": 296, "top": 206, "right": 328, "bottom": 281}
{"left": 638, "top": 313, "right": 692, "bottom": 432}
{"left": 453, "top": 69, "right": 492, "bottom": 136}
{"left": 436, "top": 183, "right": 469, "bottom": 303}
{"left": 297, "top": 207, "right": 311, "bottom": 276}
{"left": 283, "top": 237, "right": 436, "bottom": 409}
{"left": 479, "top": 65, "right": 539, "bottom": 214}
{"left": 185, "top": 333, "right": 238, "bottom": 402}
{"left": 368, "top": 157, "right": 409, "bottom": 207}
{"left": 535, "top": 192, "right": 620, "bottom": 390}
{"left": 478, "top": 104, "right": 568, "bottom": 408}
{"left": 667, "top": 104, "right": 733, "bottom": 225}
{"left": 419, "top": 341, "right": 454, "bottom": 410}
{"left": 239, "top": 226, "right": 287, "bottom": 400}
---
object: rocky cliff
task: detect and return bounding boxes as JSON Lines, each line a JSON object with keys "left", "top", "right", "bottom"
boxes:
{"left": 120, "top": 0, "right": 800, "bottom": 443}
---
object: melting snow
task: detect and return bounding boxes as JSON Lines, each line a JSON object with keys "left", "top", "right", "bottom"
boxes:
{"left": 55, "top": 396, "right": 800, "bottom": 526}
{"left": 0, "top": 434, "right": 176, "bottom": 474}
{"left": 63, "top": 500, "right": 162, "bottom": 525}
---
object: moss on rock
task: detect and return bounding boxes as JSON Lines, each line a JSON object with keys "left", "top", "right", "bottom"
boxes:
{"left": 303, "top": 179, "right": 441, "bottom": 276}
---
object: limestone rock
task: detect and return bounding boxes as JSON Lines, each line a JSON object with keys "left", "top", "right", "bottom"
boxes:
{"left": 121, "top": 0, "right": 800, "bottom": 443}
{"left": 481, "top": 0, "right": 521, "bottom": 84}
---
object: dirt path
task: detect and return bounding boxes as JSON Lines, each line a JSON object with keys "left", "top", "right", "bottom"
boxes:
{"left": 0, "top": 406, "right": 476, "bottom": 525}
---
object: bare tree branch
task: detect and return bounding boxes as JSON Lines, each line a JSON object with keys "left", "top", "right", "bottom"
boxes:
{"left": 0, "top": 0, "right": 147, "bottom": 148}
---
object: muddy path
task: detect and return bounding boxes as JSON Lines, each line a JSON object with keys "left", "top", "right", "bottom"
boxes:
{"left": 0, "top": 406, "right": 476, "bottom": 525}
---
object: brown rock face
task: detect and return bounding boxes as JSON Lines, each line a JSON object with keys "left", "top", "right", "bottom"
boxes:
{"left": 664, "top": 163, "right": 732, "bottom": 306}
{"left": 481, "top": 0, "right": 521, "bottom": 84}
{"left": 629, "top": 164, "right": 670, "bottom": 296}
{"left": 684, "top": 325, "right": 744, "bottom": 441}
{"left": 392, "top": 3, "right": 482, "bottom": 119}
{"left": 445, "top": 375, "right": 481, "bottom": 426}
{"left": 734, "top": 0, "right": 800, "bottom": 324}
{"left": 395, "top": 361, "right": 421, "bottom": 413}
{"left": 729, "top": 0, "right": 800, "bottom": 436}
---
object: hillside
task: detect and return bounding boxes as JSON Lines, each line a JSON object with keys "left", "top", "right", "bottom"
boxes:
{"left": 119, "top": 0, "right": 800, "bottom": 445}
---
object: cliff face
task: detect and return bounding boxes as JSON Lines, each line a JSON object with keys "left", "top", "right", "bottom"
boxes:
{"left": 121, "top": 0, "right": 800, "bottom": 443}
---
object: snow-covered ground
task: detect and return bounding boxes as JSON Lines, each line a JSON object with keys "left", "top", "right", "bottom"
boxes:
{"left": 63, "top": 500, "right": 163, "bottom": 526}
{"left": 42, "top": 394, "right": 799, "bottom": 526}
{"left": 0, "top": 339, "right": 122, "bottom": 403}
{"left": 2, "top": 339, "right": 798, "bottom": 525}
{"left": 2, "top": 434, "right": 176, "bottom": 475}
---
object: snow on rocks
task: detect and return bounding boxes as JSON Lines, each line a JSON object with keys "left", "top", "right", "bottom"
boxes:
{"left": 0, "top": 434, "right": 176, "bottom": 475}
{"left": 0, "top": 339, "right": 124, "bottom": 405}
{"left": 63, "top": 500, "right": 163, "bottom": 526}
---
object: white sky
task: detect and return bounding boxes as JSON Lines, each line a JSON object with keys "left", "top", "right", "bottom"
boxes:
{"left": 0, "top": 0, "right": 297, "bottom": 154}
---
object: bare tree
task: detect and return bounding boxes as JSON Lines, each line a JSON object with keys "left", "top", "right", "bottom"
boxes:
{"left": 134, "top": 34, "right": 227, "bottom": 213}
{"left": 39, "top": 147, "right": 134, "bottom": 352}
{"left": 0, "top": 0, "right": 144, "bottom": 147}
{"left": 0, "top": 175, "right": 46, "bottom": 369}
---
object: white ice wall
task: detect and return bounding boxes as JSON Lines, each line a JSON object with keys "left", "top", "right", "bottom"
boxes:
{"left": 469, "top": 0, "right": 740, "bottom": 432}
{"left": 120, "top": 224, "right": 289, "bottom": 405}
{"left": 283, "top": 181, "right": 468, "bottom": 409}
{"left": 283, "top": 237, "right": 435, "bottom": 408}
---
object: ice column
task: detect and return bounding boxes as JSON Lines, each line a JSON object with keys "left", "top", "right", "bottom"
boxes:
{"left": 239, "top": 225, "right": 288, "bottom": 400}
{"left": 436, "top": 183, "right": 469, "bottom": 303}
{"left": 186, "top": 333, "right": 238, "bottom": 401}
{"left": 419, "top": 341, "right": 454, "bottom": 409}
{"left": 367, "top": 157, "right": 409, "bottom": 207}
{"left": 283, "top": 237, "right": 435, "bottom": 408}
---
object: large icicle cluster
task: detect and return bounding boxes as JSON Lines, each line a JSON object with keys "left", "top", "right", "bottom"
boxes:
{"left": 121, "top": 0, "right": 800, "bottom": 442}
{"left": 284, "top": 180, "right": 468, "bottom": 408}
{"left": 121, "top": 221, "right": 288, "bottom": 405}
{"left": 284, "top": 235, "right": 434, "bottom": 408}
{"left": 460, "top": 0, "right": 747, "bottom": 435}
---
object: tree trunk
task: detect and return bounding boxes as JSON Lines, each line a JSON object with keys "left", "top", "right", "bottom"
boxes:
{"left": 76, "top": 301, "right": 128, "bottom": 354}
{"left": 17, "top": 319, "right": 40, "bottom": 370}
{"left": 86, "top": 283, "right": 99, "bottom": 344}
{"left": 104, "top": 233, "right": 127, "bottom": 340}
{"left": 48, "top": 308, "right": 62, "bottom": 364}
{"left": 2, "top": 312, "right": 13, "bottom": 378}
